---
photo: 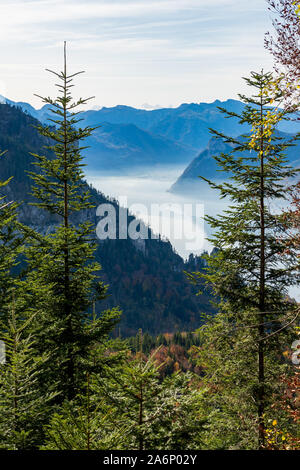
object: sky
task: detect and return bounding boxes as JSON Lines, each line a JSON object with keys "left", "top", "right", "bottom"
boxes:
{"left": 0, "top": 0, "right": 275, "bottom": 109}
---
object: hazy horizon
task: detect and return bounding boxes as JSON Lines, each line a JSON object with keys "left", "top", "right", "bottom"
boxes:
{"left": 0, "top": 92, "right": 244, "bottom": 112}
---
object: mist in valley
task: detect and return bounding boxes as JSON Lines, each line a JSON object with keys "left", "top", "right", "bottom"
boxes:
{"left": 86, "top": 165, "right": 300, "bottom": 302}
{"left": 86, "top": 165, "right": 230, "bottom": 258}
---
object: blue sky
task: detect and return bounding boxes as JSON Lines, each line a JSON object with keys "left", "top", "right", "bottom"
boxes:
{"left": 0, "top": 0, "right": 274, "bottom": 109}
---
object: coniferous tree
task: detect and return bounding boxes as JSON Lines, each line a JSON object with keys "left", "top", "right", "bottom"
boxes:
{"left": 27, "top": 43, "right": 120, "bottom": 401}
{"left": 93, "top": 347, "right": 206, "bottom": 450}
{"left": 0, "top": 302, "right": 56, "bottom": 449}
{"left": 41, "top": 337, "right": 129, "bottom": 450}
{"left": 0, "top": 145, "right": 50, "bottom": 450}
{"left": 41, "top": 372, "right": 123, "bottom": 450}
{"left": 189, "top": 71, "right": 300, "bottom": 449}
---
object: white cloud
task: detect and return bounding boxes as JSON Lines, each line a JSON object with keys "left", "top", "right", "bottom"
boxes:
{"left": 0, "top": 0, "right": 235, "bottom": 26}
{"left": 0, "top": 0, "right": 273, "bottom": 107}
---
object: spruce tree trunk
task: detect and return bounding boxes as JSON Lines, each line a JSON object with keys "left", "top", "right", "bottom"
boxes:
{"left": 258, "top": 90, "right": 265, "bottom": 450}
{"left": 62, "top": 42, "right": 74, "bottom": 400}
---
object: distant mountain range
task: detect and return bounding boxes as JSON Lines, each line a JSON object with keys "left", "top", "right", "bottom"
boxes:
{"left": 2, "top": 93, "right": 299, "bottom": 190}
{"left": 170, "top": 132, "right": 300, "bottom": 195}
{"left": 0, "top": 95, "right": 252, "bottom": 171}
{"left": 79, "top": 100, "right": 248, "bottom": 151}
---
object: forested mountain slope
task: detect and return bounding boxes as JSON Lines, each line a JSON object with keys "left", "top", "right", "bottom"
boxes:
{"left": 170, "top": 132, "right": 300, "bottom": 195}
{"left": 81, "top": 121, "right": 195, "bottom": 170}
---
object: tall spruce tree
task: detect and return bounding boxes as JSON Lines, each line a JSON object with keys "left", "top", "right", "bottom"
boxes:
{"left": 27, "top": 43, "right": 120, "bottom": 401}
{"left": 189, "top": 71, "right": 300, "bottom": 449}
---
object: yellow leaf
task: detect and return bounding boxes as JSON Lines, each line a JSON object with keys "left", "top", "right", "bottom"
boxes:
{"left": 272, "top": 420, "right": 277, "bottom": 426}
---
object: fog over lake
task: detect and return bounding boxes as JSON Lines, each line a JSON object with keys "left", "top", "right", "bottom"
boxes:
{"left": 85, "top": 165, "right": 300, "bottom": 301}
{"left": 85, "top": 165, "right": 229, "bottom": 258}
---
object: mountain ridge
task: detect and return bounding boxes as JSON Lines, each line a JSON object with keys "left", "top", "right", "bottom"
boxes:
{"left": 0, "top": 96, "right": 249, "bottom": 161}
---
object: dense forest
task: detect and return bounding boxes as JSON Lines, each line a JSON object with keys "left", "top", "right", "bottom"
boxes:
{"left": 0, "top": 0, "right": 299, "bottom": 452}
